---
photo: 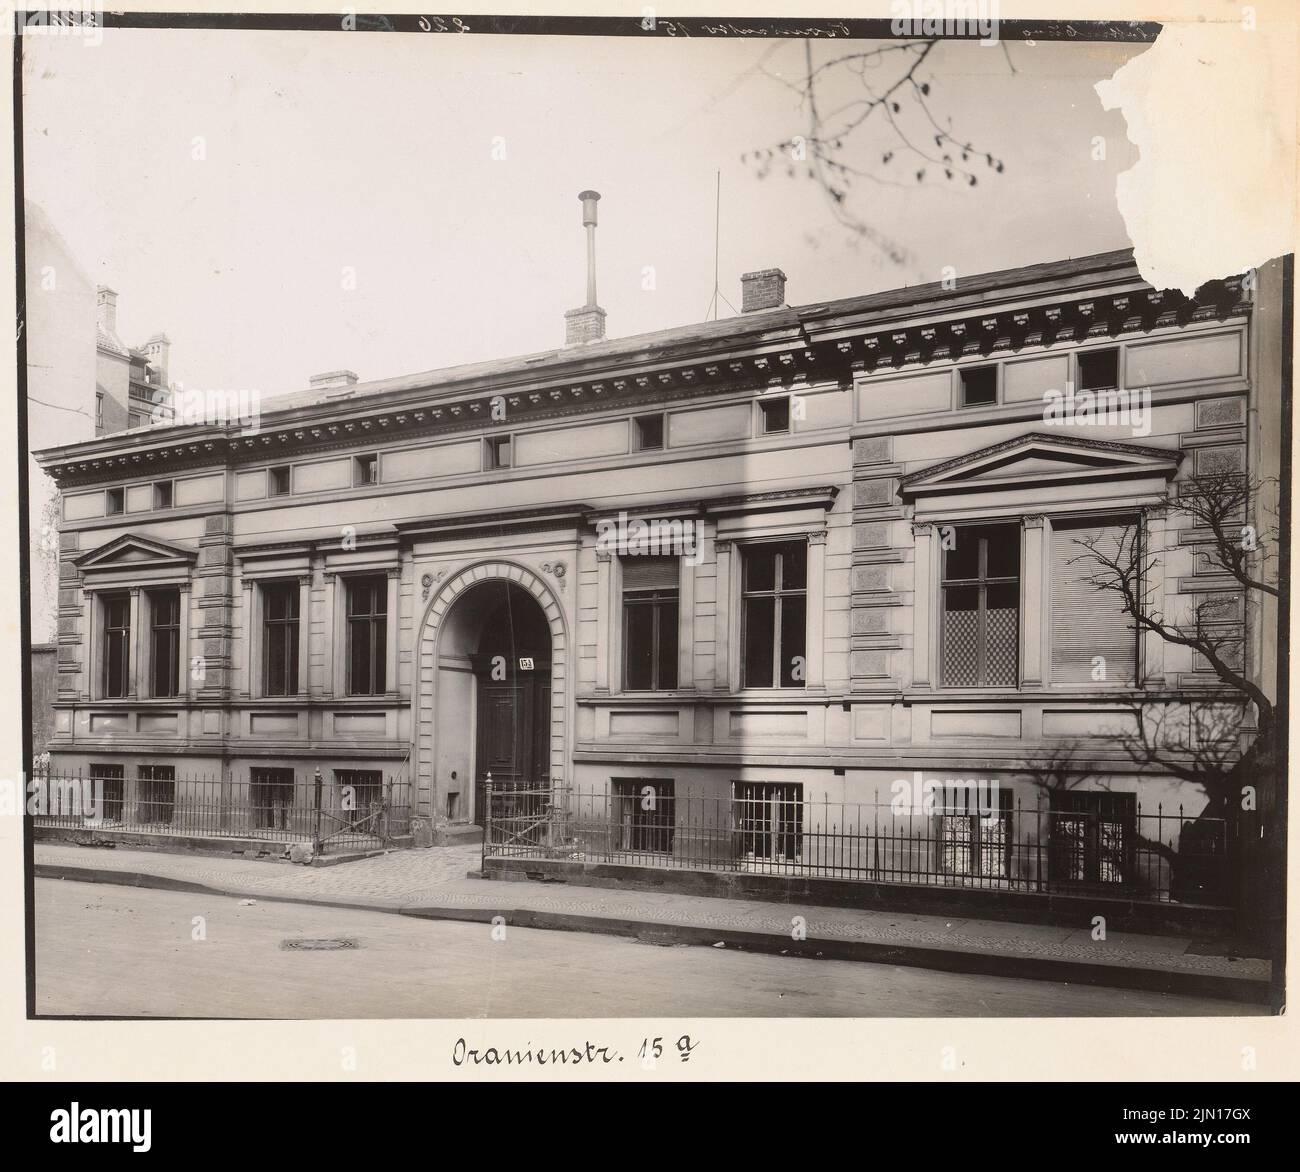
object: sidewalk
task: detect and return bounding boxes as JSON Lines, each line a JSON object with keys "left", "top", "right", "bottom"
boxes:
{"left": 33, "top": 841, "right": 1273, "bottom": 1004}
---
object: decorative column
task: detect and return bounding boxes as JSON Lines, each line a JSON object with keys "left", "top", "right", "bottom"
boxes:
{"left": 322, "top": 573, "right": 338, "bottom": 697}
{"left": 677, "top": 550, "right": 695, "bottom": 689}
{"left": 178, "top": 585, "right": 192, "bottom": 699}
{"left": 911, "top": 523, "right": 936, "bottom": 689}
{"left": 805, "top": 530, "right": 827, "bottom": 689}
{"left": 241, "top": 577, "right": 255, "bottom": 697}
{"left": 594, "top": 550, "right": 612, "bottom": 693}
{"left": 385, "top": 569, "right": 399, "bottom": 694}
{"left": 1021, "top": 515, "right": 1048, "bottom": 687}
{"left": 1141, "top": 507, "right": 1168, "bottom": 685}
{"left": 128, "top": 587, "right": 143, "bottom": 699}
{"left": 713, "top": 538, "right": 733, "bottom": 691}
{"left": 300, "top": 574, "right": 314, "bottom": 696}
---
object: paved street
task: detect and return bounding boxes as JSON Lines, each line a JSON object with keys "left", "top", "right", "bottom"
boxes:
{"left": 35, "top": 879, "right": 1252, "bottom": 1018}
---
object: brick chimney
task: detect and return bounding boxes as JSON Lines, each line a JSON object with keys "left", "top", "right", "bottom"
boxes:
{"left": 565, "top": 190, "right": 607, "bottom": 345}
{"left": 741, "top": 268, "right": 787, "bottom": 313}
{"left": 96, "top": 285, "right": 118, "bottom": 335}
{"left": 144, "top": 333, "right": 171, "bottom": 385}
{"left": 309, "top": 370, "right": 359, "bottom": 391}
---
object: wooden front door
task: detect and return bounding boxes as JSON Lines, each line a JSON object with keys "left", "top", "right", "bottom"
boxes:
{"left": 474, "top": 660, "right": 550, "bottom": 823}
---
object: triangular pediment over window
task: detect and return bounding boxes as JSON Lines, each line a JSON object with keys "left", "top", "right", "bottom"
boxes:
{"left": 898, "top": 432, "right": 1182, "bottom": 501}
{"left": 74, "top": 533, "right": 198, "bottom": 575}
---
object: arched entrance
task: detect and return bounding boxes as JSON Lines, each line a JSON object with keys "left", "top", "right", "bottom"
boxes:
{"left": 415, "top": 564, "right": 567, "bottom": 826}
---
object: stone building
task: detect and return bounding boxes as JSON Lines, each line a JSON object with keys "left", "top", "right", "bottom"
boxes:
{"left": 32, "top": 242, "right": 1284, "bottom": 907}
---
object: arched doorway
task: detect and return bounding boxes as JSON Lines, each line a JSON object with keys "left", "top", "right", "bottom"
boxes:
{"left": 430, "top": 577, "right": 556, "bottom": 825}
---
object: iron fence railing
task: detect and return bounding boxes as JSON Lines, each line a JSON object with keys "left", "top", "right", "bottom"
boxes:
{"left": 29, "top": 768, "right": 412, "bottom": 855}
{"left": 483, "top": 783, "right": 1236, "bottom": 907}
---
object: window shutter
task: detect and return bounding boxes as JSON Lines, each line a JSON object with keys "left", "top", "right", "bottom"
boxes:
{"left": 621, "top": 556, "right": 679, "bottom": 591}
{"left": 1050, "top": 518, "right": 1138, "bottom": 684}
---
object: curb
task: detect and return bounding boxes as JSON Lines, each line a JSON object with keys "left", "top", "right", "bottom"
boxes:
{"left": 35, "top": 863, "right": 1271, "bottom": 1006}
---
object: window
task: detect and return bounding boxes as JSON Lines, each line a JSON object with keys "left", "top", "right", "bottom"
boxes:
{"left": 269, "top": 465, "right": 292, "bottom": 496}
{"left": 105, "top": 487, "right": 124, "bottom": 516}
{"left": 149, "top": 589, "right": 181, "bottom": 698}
{"left": 1051, "top": 517, "right": 1139, "bottom": 685}
{"left": 89, "top": 764, "right": 124, "bottom": 824}
{"left": 347, "top": 576, "right": 387, "bottom": 695}
{"left": 354, "top": 453, "right": 378, "bottom": 486}
{"left": 102, "top": 594, "right": 131, "bottom": 698}
{"left": 1077, "top": 347, "right": 1119, "bottom": 391}
{"left": 336, "top": 769, "right": 383, "bottom": 827}
{"left": 485, "top": 435, "right": 512, "bottom": 470}
{"left": 734, "top": 782, "right": 803, "bottom": 863}
{"left": 959, "top": 365, "right": 998, "bottom": 408}
{"left": 622, "top": 557, "right": 678, "bottom": 690}
{"left": 940, "top": 524, "right": 1019, "bottom": 687}
{"left": 759, "top": 396, "right": 790, "bottom": 435}
{"left": 129, "top": 410, "right": 148, "bottom": 429}
{"left": 138, "top": 764, "right": 175, "bottom": 826}
{"left": 633, "top": 413, "right": 665, "bottom": 451}
{"left": 741, "top": 541, "right": 807, "bottom": 688}
{"left": 95, "top": 392, "right": 105, "bottom": 433}
{"left": 1049, "top": 791, "right": 1136, "bottom": 888}
{"left": 261, "top": 582, "right": 300, "bottom": 696}
{"left": 153, "top": 480, "right": 173, "bottom": 509}
{"left": 936, "top": 787, "right": 1013, "bottom": 881}
{"left": 249, "top": 767, "right": 296, "bottom": 831}
{"left": 612, "top": 778, "right": 675, "bottom": 853}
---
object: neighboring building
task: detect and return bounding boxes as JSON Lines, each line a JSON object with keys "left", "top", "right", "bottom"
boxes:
{"left": 24, "top": 201, "right": 176, "bottom": 747}
{"left": 31, "top": 232, "right": 1285, "bottom": 914}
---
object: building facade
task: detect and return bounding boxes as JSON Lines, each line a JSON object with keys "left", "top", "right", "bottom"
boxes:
{"left": 33, "top": 249, "right": 1283, "bottom": 902}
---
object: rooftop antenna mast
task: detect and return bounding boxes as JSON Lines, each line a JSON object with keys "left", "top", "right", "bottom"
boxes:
{"left": 704, "top": 171, "right": 736, "bottom": 322}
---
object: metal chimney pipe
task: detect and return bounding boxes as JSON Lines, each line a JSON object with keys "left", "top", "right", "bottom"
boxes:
{"left": 579, "top": 189, "right": 601, "bottom": 307}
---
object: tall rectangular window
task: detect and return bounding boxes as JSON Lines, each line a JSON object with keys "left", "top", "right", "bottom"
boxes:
{"left": 622, "top": 557, "right": 678, "bottom": 690}
{"left": 262, "top": 582, "right": 300, "bottom": 696}
{"left": 90, "top": 764, "right": 124, "bottom": 823}
{"left": 269, "top": 465, "right": 292, "bottom": 496}
{"left": 354, "top": 453, "right": 378, "bottom": 486}
{"left": 105, "top": 487, "right": 124, "bottom": 516}
{"left": 1051, "top": 517, "right": 1139, "bottom": 685}
{"left": 485, "top": 435, "right": 512, "bottom": 470}
{"left": 149, "top": 589, "right": 180, "bottom": 698}
{"left": 741, "top": 541, "right": 807, "bottom": 688}
{"left": 941, "top": 524, "right": 1019, "bottom": 687}
{"left": 347, "top": 576, "right": 387, "bottom": 695}
{"left": 936, "top": 787, "right": 1013, "bottom": 881}
{"left": 153, "top": 480, "right": 174, "bottom": 509}
{"left": 336, "top": 768, "right": 383, "bottom": 827}
{"left": 138, "top": 764, "right": 175, "bottom": 826}
{"left": 102, "top": 594, "right": 131, "bottom": 698}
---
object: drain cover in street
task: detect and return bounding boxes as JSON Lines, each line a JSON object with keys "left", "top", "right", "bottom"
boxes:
{"left": 280, "top": 937, "right": 358, "bottom": 951}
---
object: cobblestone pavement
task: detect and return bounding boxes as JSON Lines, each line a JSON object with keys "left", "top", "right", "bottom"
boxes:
{"left": 34, "top": 842, "right": 1272, "bottom": 982}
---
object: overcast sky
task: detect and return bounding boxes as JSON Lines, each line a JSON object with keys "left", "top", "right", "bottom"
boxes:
{"left": 22, "top": 29, "right": 1144, "bottom": 398}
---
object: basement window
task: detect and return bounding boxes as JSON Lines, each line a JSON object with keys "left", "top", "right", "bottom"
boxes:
{"left": 1077, "top": 348, "right": 1119, "bottom": 391}
{"left": 759, "top": 396, "right": 790, "bottom": 435}
{"left": 634, "top": 413, "right": 665, "bottom": 451}
{"left": 105, "top": 487, "right": 125, "bottom": 516}
{"left": 269, "top": 465, "right": 292, "bottom": 497}
{"left": 153, "top": 480, "right": 174, "bottom": 509}
{"left": 959, "top": 366, "right": 998, "bottom": 408}
{"left": 485, "top": 435, "right": 512, "bottom": 470}
{"left": 354, "top": 453, "right": 379, "bottom": 487}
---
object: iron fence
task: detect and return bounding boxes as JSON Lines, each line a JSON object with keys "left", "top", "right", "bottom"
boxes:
{"left": 29, "top": 767, "right": 412, "bottom": 855}
{"left": 484, "top": 783, "right": 1235, "bottom": 906}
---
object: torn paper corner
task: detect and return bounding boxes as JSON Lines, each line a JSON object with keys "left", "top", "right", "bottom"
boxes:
{"left": 1095, "top": 19, "right": 1298, "bottom": 296}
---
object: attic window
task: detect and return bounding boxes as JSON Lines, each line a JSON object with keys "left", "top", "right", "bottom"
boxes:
{"left": 959, "top": 366, "right": 998, "bottom": 408}
{"left": 759, "top": 397, "right": 790, "bottom": 435}
{"left": 105, "top": 487, "right": 124, "bottom": 516}
{"left": 1078, "top": 348, "right": 1119, "bottom": 391}
{"left": 354, "top": 453, "right": 379, "bottom": 486}
{"left": 634, "top": 413, "right": 665, "bottom": 451}
{"left": 153, "top": 480, "right": 174, "bottom": 509}
{"left": 269, "top": 465, "right": 292, "bottom": 497}
{"left": 485, "top": 435, "right": 512, "bottom": 470}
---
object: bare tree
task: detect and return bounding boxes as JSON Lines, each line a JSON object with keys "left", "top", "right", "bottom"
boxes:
{"left": 744, "top": 39, "right": 1009, "bottom": 261}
